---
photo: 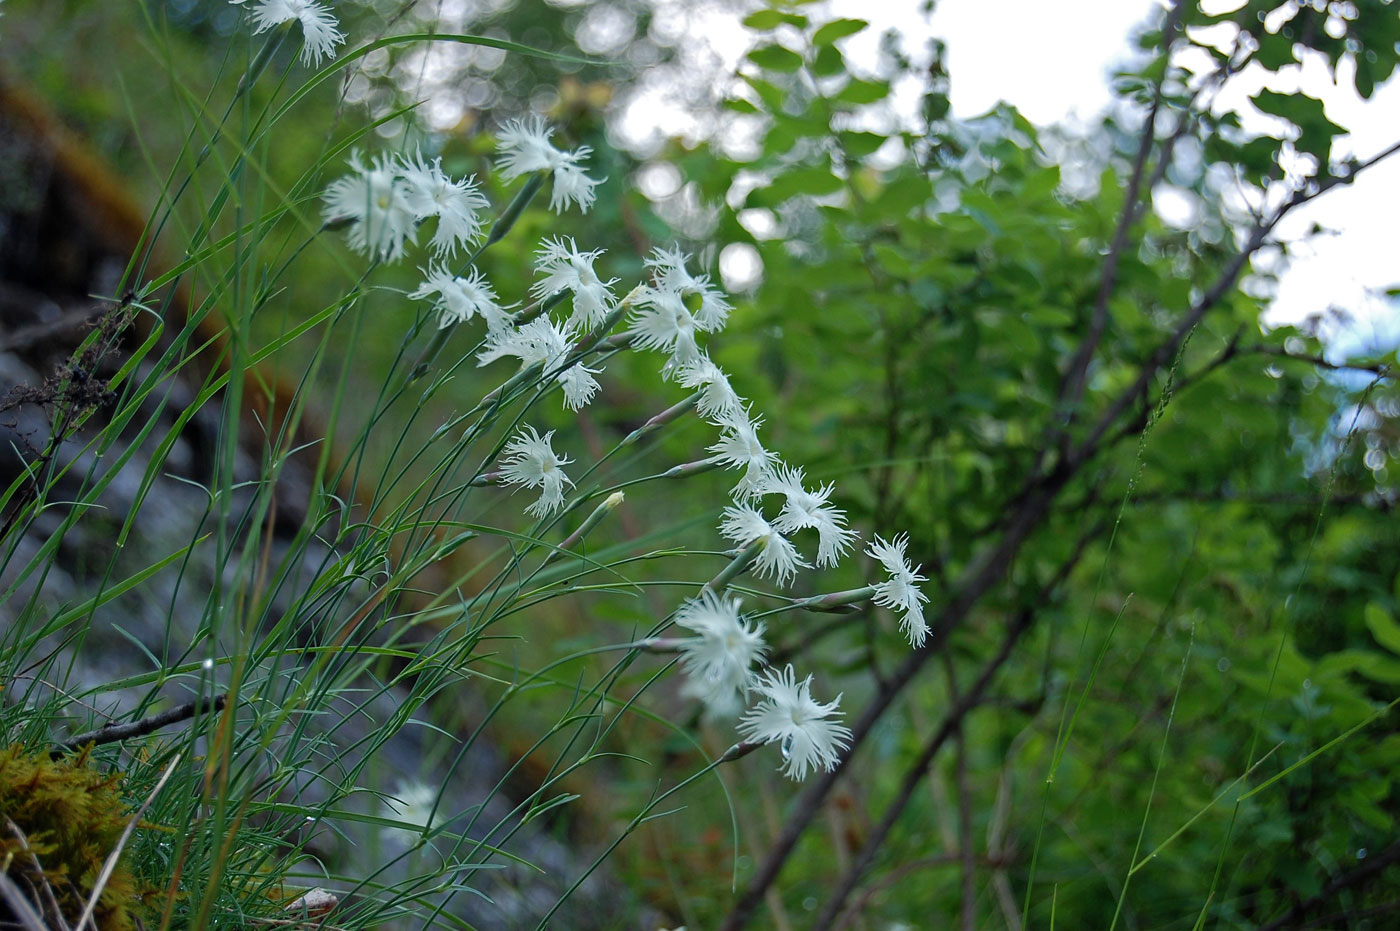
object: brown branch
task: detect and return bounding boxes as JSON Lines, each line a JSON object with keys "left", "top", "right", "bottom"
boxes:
{"left": 1053, "top": 0, "right": 1187, "bottom": 443}
{"left": 1100, "top": 329, "right": 1396, "bottom": 456}
{"left": 717, "top": 462, "right": 1073, "bottom": 929}
{"left": 1241, "top": 343, "right": 1394, "bottom": 376}
{"left": 1070, "top": 135, "right": 1400, "bottom": 477}
{"left": 53, "top": 694, "right": 227, "bottom": 758}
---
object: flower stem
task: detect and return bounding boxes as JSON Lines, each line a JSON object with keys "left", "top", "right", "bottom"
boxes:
{"left": 792, "top": 585, "right": 877, "bottom": 613}
{"left": 621, "top": 395, "right": 699, "bottom": 447}
{"left": 485, "top": 172, "right": 546, "bottom": 248}
{"left": 703, "top": 538, "right": 765, "bottom": 596}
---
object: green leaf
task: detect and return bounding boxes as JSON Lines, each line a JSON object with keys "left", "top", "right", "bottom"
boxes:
{"left": 742, "top": 10, "right": 808, "bottom": 30}
{"left": 1356, "top": 57, "right": 1376, "bottom": 99}
{"left": 748, "top": 44, "right": 804, "bottom": 72}
{"left": 1365, "top": 602, "right": 1400, "bottom": 655}
{"left": 1255, "top": 31, "right": 1297, "bottom": 70}
{"left": 812, "top": 18, "right": 868, "bottom": 46}
{"left": 742, "top": 75, "right": 787, "bottom": 113}
{"left": 811, "top": 43, "right": 845, "bottom": 77}
{"left": 839, "top": 131, "right": 885, "bottom": 158}
{"left": 1251, "top": 89, "right": 1346, "bottom": 159}
{"left": 835, "top": 78, "right": 889, "bottom": 105}
{"left": 747, "top": 165, "right": 844, "bottom": 206}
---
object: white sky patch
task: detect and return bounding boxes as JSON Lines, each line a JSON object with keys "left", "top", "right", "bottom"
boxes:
{"left": 924, "top": 0, "right": 1160, "bottom": 122}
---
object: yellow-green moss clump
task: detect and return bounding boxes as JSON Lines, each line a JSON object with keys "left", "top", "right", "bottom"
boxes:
{"left": 0, "top": 744, "right": 156, "bottom": 930}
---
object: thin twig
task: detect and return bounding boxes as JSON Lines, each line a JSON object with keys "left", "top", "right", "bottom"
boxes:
{"left": 1070, "top": 136, "right": 1400, "bottom": 479}
{"left": 54, "top": 694, "right": 227, "bottom": 758}
{"left": 1241, "top": 343, "right": 1394, "bottom": 376}
{"left": 955, "top": 724, "right": 974, "bottom": 931}
{"left": 832, "top": 853, "right": 1016, "bottom": 931}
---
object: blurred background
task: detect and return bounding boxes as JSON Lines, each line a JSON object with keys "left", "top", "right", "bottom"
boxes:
{"left": 3, "top": 0, "right": 1399, "bottom": 927}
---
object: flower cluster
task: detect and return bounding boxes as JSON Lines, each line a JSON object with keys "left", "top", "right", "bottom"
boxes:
{"left": 316, "top": 116, "right": 930, "bottom": 782}
{"left": 626, "top": 247, "right": 732, "bottom": 380}
{"left": 478, "top": 316, "right": 601, "bottom": 412}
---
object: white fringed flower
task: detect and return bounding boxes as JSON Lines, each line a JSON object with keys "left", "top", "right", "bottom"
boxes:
{"left": 409, "top": 264, "right": 515, "bottom": 332}
{"left": 761, "top": 465, "right": 859, "bottom": 568}
{"left": 645, "top": 245, "right": 733, "bottom": 331}
{"left": 496, "top": 116, "right": 604, "bottom": 213}
{"left": 707, "top": 407, "right": 780, "bottom": 501}
{"left": 233, "top": 0, "right": 346, "bottom": 66}
{"left": 675, "top": 590, "right": 767, "bottom": 718}
{"left": 380, "top": 781, "right": 437, "bottom": 845}
{"left": 321, "top": 152, "right": 416, "bottom": 263}
{"left": 718, "top": 504, "right": 808, "bottom": 588}
{"left": 738, "top": 664, "right": 852, "bottom": 781}
{"left": 477, "top": 316, "right": 602, "bottom": 411}
{"left": 867, "top": 533, "right": 931, "bottom": 647}
{"left": 627, "top": 287, "right": 703, "bottom": 379}
{"left": 531, "top": 237, "right": 618, "bottom": 329}
{"left": 398, "top": 152, "right": 489, "bottom": 257}
{"left": 498, "top": 425, "right": 574, "bottom": 518}
{"left": 677, "top": 354, "right": 745, "bottom": 424}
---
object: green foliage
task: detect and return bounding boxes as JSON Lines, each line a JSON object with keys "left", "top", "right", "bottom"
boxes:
{"left": 3, "top": 0, "right": 1400, "bottom": 928}
{"left": 636, "top": 1, "right": 1400, "bottom": 927}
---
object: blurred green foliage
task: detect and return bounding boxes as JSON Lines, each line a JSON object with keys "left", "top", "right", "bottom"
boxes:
{"left": 4, "top": 0, "right": 1399, "bottom": 927}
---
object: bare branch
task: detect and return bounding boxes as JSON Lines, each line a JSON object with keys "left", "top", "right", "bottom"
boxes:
{"left": 955, "top": 725, "right": 975, "bottom": 931}
{"left": 1053, "top": 0, "right": 1187, "bottom": 442}
{"left": 53, "top": 694, "right": 227, "bottom": 759}
{"left": 1241, "top": 343, "right": 1394, "bottom": 376}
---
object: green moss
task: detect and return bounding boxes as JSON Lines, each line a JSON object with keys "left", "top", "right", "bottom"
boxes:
{"left": 0, "top": 744, "right": 156, "bottom": 931}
